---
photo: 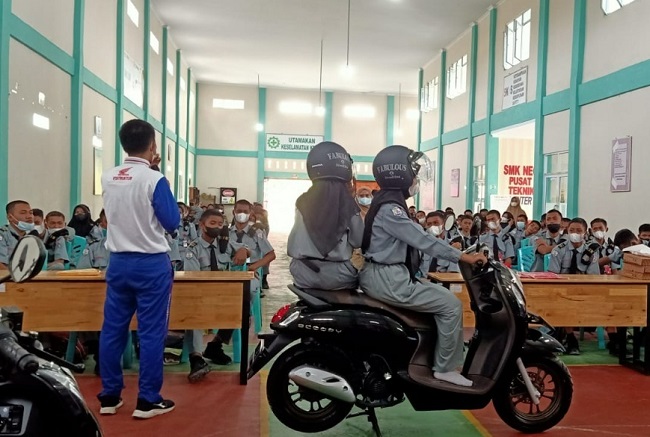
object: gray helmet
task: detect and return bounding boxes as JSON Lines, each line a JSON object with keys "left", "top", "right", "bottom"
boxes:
{"left": 372, "top": 145, "right": 433, "bottom": 194}
{"left": 306, "top": 141, "right": 353, "bottom": 182}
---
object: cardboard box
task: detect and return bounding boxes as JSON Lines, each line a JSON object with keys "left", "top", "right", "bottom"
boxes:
{"left": 623, "top": 252, "right": 650, "bottom": 266}
{"left": 620, "top": 269, "right": 650, "bottom": 280}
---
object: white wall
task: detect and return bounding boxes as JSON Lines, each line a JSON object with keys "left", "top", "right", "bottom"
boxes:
{"left": 84, "top": 0, "right": 117, "bottom": 87}
{"left": 266, "top": 88, "right": 324, "bottom": 136}
{"left": 421, "top": 148, "right": 439, "bottom": 211}
{"left": 543, "top": 110, "right": 569, "bottom": 154}
{"left": 332, "top": 92, "right": 387, "bottom": 156}
{"left": 441, "top": 140, "right": 468, "bottom": 212}
{"left": 474, "top": 16, "right": 490, "bottom": 122}
{"left": 148, "top": 10, "right": 164, "bottom": 121}
{"left": 443, "top": 30, "right": 472, "bottom": 133}
{"left": 165, "top": 39, "right": 177, "bottom": 132}
{"left": 583, "top": 0, "right": 650, "bottom": 82}
{"left": 12, "top": 0, "right": 74, "bottom": 54}
{"left": 196, "top": 156, "right": 258, "bottom": 204}
{"left": 421, "top": 58, "right": 441, "bottom": 140}
{"left": 393, "top": 95, "right": 418, "bottom": 148}
{"left": 579, "top": 87, "right": 650, "bottom": 233}
{"left": 545, "top": 0, "right": 573, "bottom": 95}
{"left": 473, "top": 135, "right": 486, "bottom": 166}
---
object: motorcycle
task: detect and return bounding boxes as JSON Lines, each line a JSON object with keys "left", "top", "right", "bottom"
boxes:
{"left": 248, "top": 236, "right": 573, "bottom": 435}
{"left": 0, "top": 236, "right": 102, "bottom": 437}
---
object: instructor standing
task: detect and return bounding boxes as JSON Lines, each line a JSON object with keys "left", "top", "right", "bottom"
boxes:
{"left": 97, "top": 120, "right": 180, "bottom": 419}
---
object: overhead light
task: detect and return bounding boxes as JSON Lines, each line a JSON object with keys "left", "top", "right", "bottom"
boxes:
{"left": 38, "top": 92, "right": 45, "bottom": 105}
{"left": 343, "top": 104, "right": 375, "bottom": 118}
{"left": 167, "top": 58, "right": 174, "bottom": 76}
{"left": 255, "top": 123, "right": 264, "bottom": 132}
{"left": 406, "top": 109, "right": 420, "bottom": 120}
{"left": 314, "top": 106, "right": 326, "bottom": 116}
{"left": 340, "top": 64, "right": 355, "bottom": 77}
{"left": 92, "top": 135, "right": 103, "bottom": 149}
{"left": 32, "top": 113, "right": 50, "bottom": 130}
{"left": 279, "top": 100, "right": 313, "bottom": 114}
{"left": 213, "top": 98, "right": 245, "bottom": 109}
{"left": 149, "top": 32, "right": 159, "bottom": 54}
{"left": 127, "top": 0, "right": 139, "bottom": 27}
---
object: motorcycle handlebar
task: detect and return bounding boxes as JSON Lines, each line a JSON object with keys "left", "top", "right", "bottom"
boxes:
{"left": 0, "top": 323, "right": 39, "bottom": 375}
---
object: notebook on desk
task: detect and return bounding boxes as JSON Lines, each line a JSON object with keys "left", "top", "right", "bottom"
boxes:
{"left": 517, "top": 272, "right": 562, "bottom": 279}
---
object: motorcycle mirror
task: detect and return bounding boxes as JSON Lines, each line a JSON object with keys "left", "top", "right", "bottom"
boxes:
{"left": 444, "top": 213, "right": 456, "bottom": 231}
{"left": 1, "top": 236, "right": 46, "bottom": 284}
{"left": 471, "top": 217, "right": 483, "bottom": 237}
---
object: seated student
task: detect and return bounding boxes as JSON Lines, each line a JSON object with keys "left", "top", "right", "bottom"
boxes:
{"left": 514, "top": 218, "right": 540, "bottom": 253}
{"left": 175, "top": 202, "right": 198, "bottom": 266}
{"left": 479, "top": 210, "right": 515, "bottom": 265}
{"left": 202, "top": 199, "right": 276, "bottom": 365}
{"left": 450, "top": 215, "right": 477, "bottom": 250}
{"left": 415, "top": 210, "right": 427, "bottom": 228}
{"left": 77, "top": 210, "right": 110, "bottom": 270}
{"left": 589, "top": 218, "right": 618, "bottom": 274}
{"left": 560, "top": 217, "right": 571, "bottom": 236}
{"left": 479, "top": 208, "right": 488, "bottom": 220}
{"left": 638, "top": 224, "right": 650, "bottom": 246}
{"left": 32, "top": 208, "right": 46, "bottom": 239}
{"left": 44, "top": 211, "right": 73, "bottom": 270}
{"left": 538, "top": 213, "right": 547, "bottom": 235}
{"left": 547, "top": 218, "right": 599, "bottom": 355}
{"left": 408, "top": 206, "right": 417, "bottom": 220}
{"left": 511, "top": 214, "right": 528, "bottom": 247}
{"left": 182, "top": 210, "right": 247, "bottom": 380}
{"left": 500, "top": 211, "right": 516, "bottom": 234}
{"left": 419, "top": 212, "right": 461, "bottom": 276}
{"left": 463, "top": 209, "right": 473, "bottom": 217}
{"left": 0, "top": 200, "right": 39, "bottom": 269}
{"left": 288, "top": 142, "right": 362, "bottom": 291}
{"left": 68, "top": 204, "right": 95, "bottom": 238}
{"left": 528, "top": 209, "right": 565, "bottom": 272}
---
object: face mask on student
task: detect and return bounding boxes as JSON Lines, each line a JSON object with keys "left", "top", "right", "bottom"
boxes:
{"left": 357, "top": 197, "right": 372, "bottom": 206}
{"left": 49, "top": 228, "right": 65, "bottom": 234}
{"left": 14, "top": 221, "right": 35, "bottom": 232}
{"left": 516, "top": 221, "right": 526, "bottom": 230}
{"left": 487, "top": 221, "right": 499, "bottom": 231}
{"left": 418, "top": 218, "right": 425, "bottom": 225}
{"left": 235, "top": 213, "right": 250, "bottom": 224}
{"left": 500, "top": 219, "right": 509, "bottom": 229}
{"left": 510, "top": 202, "right": 517, "bottom": 207}
{"left": 569, "top": 233, "right": 584, "bottom": 244}
{"left": 34, "top": 224, "right": 45, "bottom": 234}
{"left": 547, "top": 224, "right": 561, "bottom": 234}
{"left": 74, "top": 213, "right": 89, "bottom": 221}
{"left": 593, "top": 231, "right": 606, "bottom": 240}
{"left": 205, "top": 226, "right": 222, "bottom": 238}
{"left": 427, "top": 225, "right": 443, "bottom": 237}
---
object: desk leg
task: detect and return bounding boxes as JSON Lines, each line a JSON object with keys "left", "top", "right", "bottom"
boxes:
{"left": 645, "top": 286, "right": 650, "bottom": 374}
{"left": 240, "top": 281, "right": 251, "bottom": 385}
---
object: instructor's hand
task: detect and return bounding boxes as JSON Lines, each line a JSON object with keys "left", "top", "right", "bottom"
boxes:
{"left": 460, "top": 252, "right": 487, "bottom": 266}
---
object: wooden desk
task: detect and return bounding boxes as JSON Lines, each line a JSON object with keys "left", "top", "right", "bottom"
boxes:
{"left": 429, "top": 272, "right": 650, "bottom": 374}
{"left": 0, "top": 271, "right": 255, "bottom": 385}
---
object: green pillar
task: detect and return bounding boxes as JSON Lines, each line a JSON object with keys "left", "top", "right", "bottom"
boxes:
{"left": 194, "top": 82, "right": 199, "bottom": 186}
{"left": 466, "top": 23, "right": 478, "bottom": 210}
{"left": 185, "top": 68, "right": 191, "bottom": 200}
{"left": 324, "top": 91, "right": 333, "bottom": 141}
{"left": 0, "top": 0, "right": 11, "bottom": 223}
{"left": 436, "top": 50, "right": 447, "bottom": 210}
{"left": 533, "top": 0, "right": 550, "bottom": 219}
{"left": 485, "top": 7, "right": 498, "bottom": 208}
{"left": 386, "top": 95, "right": 394, "bottom": 146}
{"left": 160, "top": 26, "right": 168, "bottom": 169}
{"left": 415, "top": 68, "right": 423, "bottom": 209}
{"left": 256, "top": 87, "right": 267, "bottom": 201}
{"left": 143, "top": 0, "right": 150, "bottom": 117}
{"left": 174, "top": 50, "right": 181, "bottom": 197}
{"left": 69, "top": 0, "right": 85, "bottom": 211}
{"left": 114, "top": 0, "right": 125, "bottom": 165}
{"left": 567, "top": 0, "right": 586, "bottom": 218}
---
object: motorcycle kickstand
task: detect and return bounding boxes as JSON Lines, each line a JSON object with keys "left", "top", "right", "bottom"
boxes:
{"left": 347, "top": 407, "right": 382, "bottom": 437}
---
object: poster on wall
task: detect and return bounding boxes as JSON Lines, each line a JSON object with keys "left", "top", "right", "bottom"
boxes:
{"left": 502, "top": 163, "right": 534, "bottom": 214}
{"left": 610, "top": 137, "right": 632, "bottom": 192}
{"left": 420, "top": 164, "right": 436, "bottom": 211}
{"left": 220, "top": 187, "right": 237, "bottom": 205}
{"left": 124, "top": 52, "right": 144, "bottom": 107}
{"left": 450, "top": 169, "right": 460, "bottom": 197}
{"left": 502, "top": 66, "right": 528, "bottom": 110}
{"left": 266, "top": 134, "right": 324, "bottom": 153}
{"left": 490, "top": 195, "right": 513, "bottom": 215}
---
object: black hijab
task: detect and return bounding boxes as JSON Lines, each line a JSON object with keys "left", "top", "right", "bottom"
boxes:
{"left": 68, "top": 204, "right": 94, "bottom": 237}
{"left": 296, "top": 179, "right": 359, "bottom": 257}
{"left": 361, "top": 188, "right": 420, "bottom": 282}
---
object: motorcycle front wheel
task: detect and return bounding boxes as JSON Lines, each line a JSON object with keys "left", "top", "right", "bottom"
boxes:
{"left": 492, "top": 355, "right": 573, "bottom": 434}
{"left": 266, "top": 344, "right": 354, "bottom": 433}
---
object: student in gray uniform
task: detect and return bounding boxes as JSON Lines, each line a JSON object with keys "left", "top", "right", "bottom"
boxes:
{"left": 175, "top": 202, "right": 198, "bottom": 266}
{"left": 360, "top": 145, "right": 486, "bottom": 387}
{"left": 419, "top": 212, "right": 461, "bottom": 276}
{"left": 182, "top": 210, "right": 245, "bottom": 380}
{"left": 288, "top": 141, "right": 363, "bottom": 290}
{"left": 77, "top": 210, "right": 110, "bottom": 270}
{"left": 588, "top": 218, "right": 618, "bottom": 274}
{"left": 43, "top": 211, "right": 73, "bottom": 270}
{"left": 479, "top": 210, "right": 515, "bottom": 266}
{"left": 0, "top": 200, "right": 38, "bottom": 269}
{"left": 528, "top": 209, "right": 565, "bottom": 271}
{"left": 548, "top": 218, "right": 599, "bottom": 355}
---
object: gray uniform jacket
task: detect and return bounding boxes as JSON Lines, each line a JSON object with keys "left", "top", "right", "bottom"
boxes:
{"left": 183, "top": 236, "right": 232, "bottom": 271}
{"left": 548, "top": 241, "right": 600, "bottom": 275}
{"left": 76, "top": 237, "right": 110, "bottom": 270}
{"left": 287, "top": 209, "right": 363, "bottom": 290}
{"left": 176, "top": 221, "right": 198, "bottom": 260}
{"left": 0, "top": 225, "right": 22, "bottom": 266}
{"left": 479, "top": 232, "right": 515, "bottom": 261}
{"left": 43, "top": 230, "right": 71, "bottom": 270}
{"left": 229, "top": 224, "right": 274, "bottom": 264}
{"left": 527, "top": 231, "right": 566, "bottom": 272}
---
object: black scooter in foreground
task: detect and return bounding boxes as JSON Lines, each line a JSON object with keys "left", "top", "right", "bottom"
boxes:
{"left": 248, "top": 241, "right": 573, "bottom": 436}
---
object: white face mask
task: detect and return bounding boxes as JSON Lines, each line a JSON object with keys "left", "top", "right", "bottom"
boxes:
{"left": 49, "top": 227, "right": 64, "bottom": 234}
{"left": 487, "top": 221, "right": 499, "bottom": 231}
{"left": 418, "top": 218, "right": 425, "bottom": 225}
{"left": 593, "top": 230, "right": 606, "bottom": 240}
{"left": 427, "top": 225, "right": 443, "bottom": 237}
{"left": 510, "top": 202, "right": 517, "bottom": 207}
{"left": 357, "top": 196, "right": 372, "bottom": 206}
{"left": 235, "top": 213, "right": 250, "bottom": 224}
{"left": 34, "top": 224, "right": 45, "bottom": 234}
{"left": 569, "top": 233, "right": 583, "bottom": 244}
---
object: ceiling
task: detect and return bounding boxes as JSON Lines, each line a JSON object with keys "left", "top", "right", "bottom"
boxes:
{"left": 151, "top": 0, "right": 497, "bottom": 95}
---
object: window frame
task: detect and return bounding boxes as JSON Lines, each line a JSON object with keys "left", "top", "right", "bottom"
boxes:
{"left": 503, "top": 9, "right": 532, "bottom": 70}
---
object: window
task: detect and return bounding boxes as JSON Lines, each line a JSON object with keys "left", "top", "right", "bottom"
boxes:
{"left": 212, "top": 98, "right": 245, "bottom": 109}
{"left": 473, "top": 165, "right": 486, "bottom": 211}
{"left": 150, "top": 32, "right": 159, "bottom": 54}
{"left": 602, "top": 0, "right": 636, "bottom": 14}
{"left": 127, "top": 0, "right": 139, "bottom": 27}
{"left": 543, "top": 152, "right": 568, "bottom": 216}
{"left": 504, "top": 9, "right": 531, "bottom": 70}
{"left": 446, "top": 55, "right": 467, "bottom": 99}
{"left": 420, "top": 76, "right": 439, "bottom": 112}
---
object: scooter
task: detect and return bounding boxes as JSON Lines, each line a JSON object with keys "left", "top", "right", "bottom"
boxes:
{"left": 0, "top": 236, "right": 102, "bottom": 436}
{"left": 248, "top": 239, "right": 573, "bottom": 435}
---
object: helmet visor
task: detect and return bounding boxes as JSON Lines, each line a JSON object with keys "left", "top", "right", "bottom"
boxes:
{"left": 409, "top": 151, "right": 433, "bottom": 183}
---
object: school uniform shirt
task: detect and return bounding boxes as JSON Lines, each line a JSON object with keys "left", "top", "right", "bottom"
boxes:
{"left": 548, "top": 241, "right": 600, "bottom": 275}
{"left": 452, "top": 232, "right": 478, "bottom": 250}
{"left": 419, "top": 241, "right": 460, "bottom": 276}
{"left": 587, "top": 237, "right": 619, "bottom": 273}
{"left": 528, "top": 231, "right": 566, "bottom": 272}
{"left": 0, "top": 225, "right": 24, "bottom": 266}
{"left": 228, "top": 224, "right": 274, "bottom": 265}
{"left": 176, "top": 221, "right": 198, "bottom": 259}
{"left": 76, "top": 237, "right": 110, "bottom": 270}
{"left": 479, "top": 231, "right": 515, "bottom": 261}
{"left": 43, "top": 229, "right": 71, "bottom": 270}
{"left": 102, "top": 156, "right": 180, "bottom": 254}
{"left": 183, "top": 236, "right": 232, "bottom": 271}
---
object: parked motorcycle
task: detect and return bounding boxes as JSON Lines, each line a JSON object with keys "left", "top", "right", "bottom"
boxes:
{"left": 0, "top": 236, "right": 102, "bottom": 436}
{"left": 248, "top": 236, "right": 573, "bottom": 435}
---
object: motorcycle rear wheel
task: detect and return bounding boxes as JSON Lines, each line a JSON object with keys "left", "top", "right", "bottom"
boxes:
{"left": 492, "top": 355, "right": 573, "bottom": 434}
{"left": 266, "top": 344, "right": 354, "bottom": 433}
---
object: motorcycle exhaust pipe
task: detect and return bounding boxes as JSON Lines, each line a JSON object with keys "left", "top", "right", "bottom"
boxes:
{"left": 288, "top": 365, "right": 356, "bottom": 403}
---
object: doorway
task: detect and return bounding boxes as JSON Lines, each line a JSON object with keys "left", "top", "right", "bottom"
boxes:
{"left": 263, "top": 178, "right": 312, "bottom": 234}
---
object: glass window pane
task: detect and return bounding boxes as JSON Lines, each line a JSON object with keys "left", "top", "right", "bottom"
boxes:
{"left": 521, "top": 22, "right": 531, "bottom": 61}
{"left": 602, "top": 0, "right": 621, "bottom": 14}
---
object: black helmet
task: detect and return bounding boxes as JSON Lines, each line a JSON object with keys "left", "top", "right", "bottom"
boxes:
{"left": 307, "top": 141, "right": 354, "bottom": 182}
{"left": 372, "top": 145, "right": 433, "bottom": 196}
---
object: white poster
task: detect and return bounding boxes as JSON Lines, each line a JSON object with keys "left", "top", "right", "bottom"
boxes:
{"left": 502, "top": 66, "right": 528, "bottom": 110}
{"left": 124, "top": 52, "right": 144, "bottom": 107}
{"left": 266, "top": 134, "right": 324, "bottom": 153}
{"left": 490, "top": 195, "right": 513, "bottom": 215}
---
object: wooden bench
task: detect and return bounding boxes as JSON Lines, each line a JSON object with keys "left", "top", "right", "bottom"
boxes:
{"left": 0, "top": 271, "right": 255, "bottom": 385}
{"left": 428, "top": 272, "right": 650, "bottom": 374}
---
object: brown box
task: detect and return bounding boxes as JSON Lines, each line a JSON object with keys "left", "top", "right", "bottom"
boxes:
{"left": 620, "top": 269, "right": 650, "bottom": 280}
{"left": 622, "top": 263, "right": 650, "bottom": 274}
{"left": 623, "top": 252, "right": 650, "bottom": 266}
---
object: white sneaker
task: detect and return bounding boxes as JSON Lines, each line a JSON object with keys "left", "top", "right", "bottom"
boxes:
{"left": 434, "top": 371, "right": 474, "bottom": 387}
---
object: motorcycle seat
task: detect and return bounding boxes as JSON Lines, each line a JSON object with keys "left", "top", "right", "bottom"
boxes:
{"left": 292, "top": 285, "right": 434, "bottom": 330}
